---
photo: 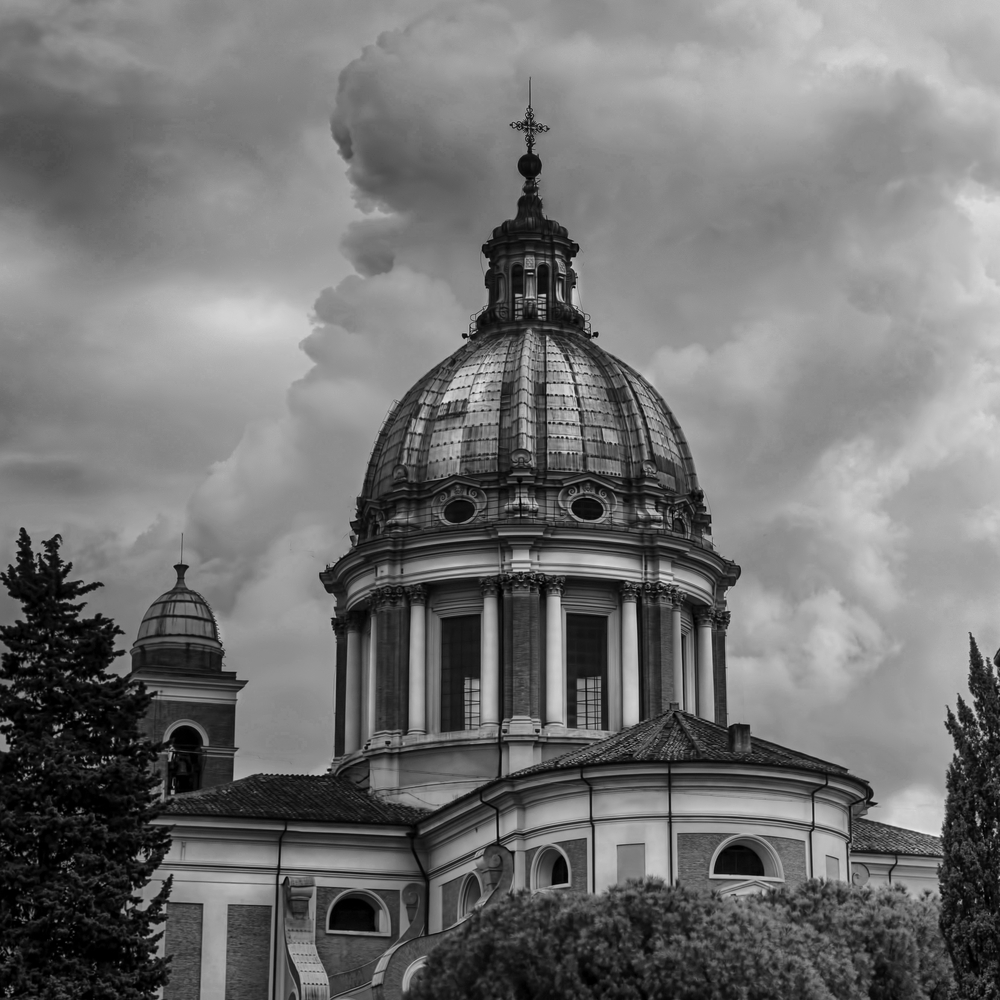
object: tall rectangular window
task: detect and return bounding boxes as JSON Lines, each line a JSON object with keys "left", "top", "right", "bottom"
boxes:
{"left": 441, "top": 615, "right": 481, "bottom": 732}
{"left": 567, "top": 613, "right": 608, "bottom": 730}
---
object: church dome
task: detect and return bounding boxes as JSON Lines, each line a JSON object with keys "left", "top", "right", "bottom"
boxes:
{"left": 131, "top": 563, "right": 223, "bottom": 672}
{"left": 362, "top": 330, "right": 699, "bottom": 501}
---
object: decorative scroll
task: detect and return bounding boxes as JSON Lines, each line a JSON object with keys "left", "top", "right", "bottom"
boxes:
{"left": 500, "top": 571, "right": 545, "bottom": 592}
{"left": 371, "top": 845, "right": 514, "bottom": 1000}
{"left": 620, "top": 582, "right": 640, "bottom": 602}
{"left": 541, "top": 575, "right": 566, "bottom": 596}
{"left": 405, "top": 584, "right": 428, "bottom": 605}
{"left": 480, "top": 576, "right": 502, "bottom": 597}
{"left": 276, "top": 876, "right": 329, "bottom": 1000}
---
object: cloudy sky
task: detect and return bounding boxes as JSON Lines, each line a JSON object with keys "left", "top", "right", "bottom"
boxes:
{"left": 5, "top": 0, "right": 1000, "bottom": 834}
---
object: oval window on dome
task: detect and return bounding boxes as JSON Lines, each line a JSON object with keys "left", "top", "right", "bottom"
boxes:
{"left": 443, "top": 499, "right": 476, "bottom": 524}
{"left": 571, "top": 496, "right": 605, "bottom": 521}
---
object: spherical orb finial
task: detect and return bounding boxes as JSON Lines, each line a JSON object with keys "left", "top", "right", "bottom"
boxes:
{"left": 518, "top": 152, "right": 542, "bottom": 178}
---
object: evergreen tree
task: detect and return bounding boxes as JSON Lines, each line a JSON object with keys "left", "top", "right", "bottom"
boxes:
{"left": 0, "top": 530, "right": 172, "bottom": 999}
{"left": 939, "top": 635, "right": 1000, "bottom": 1000}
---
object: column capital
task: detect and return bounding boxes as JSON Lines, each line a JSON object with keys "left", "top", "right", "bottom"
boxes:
{"left": 331, "top": 617, "right": 349, "bottom": 639}
{"left": 405, "top": 584, "right": 428, "bottom": 605}
{"left": 694, "top": 605, "right": 715, "bottom": 626}
{"left": 641, "top": 581, "right": 671, "bottom": 601}
{"left": 500, "top": 571, "right": 545, "bottom": 592}
{"left": 620, "top": 582, "right": 641, "bottom": 602}
{"left": 713, "top": 608, "right": 732, "bottom": 630}
{"left": 371, "top": 585, "right": 407, "bottom": 610}
{"left": 479, "top": 575, "right": 503, "bottom": 597}
{"left": 667, "top": 585, "right": 684, "bottom": 609}
{"left": 343, "top": 609, "right": 365, "bottom": 632}
{"left": 541, "top": 575, "right": 566, "bottom": 596}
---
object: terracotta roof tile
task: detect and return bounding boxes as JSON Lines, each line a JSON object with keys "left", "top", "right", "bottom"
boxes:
{"left": 160, "top": 773, "right": 426, "bottom": 826}
{"left": 509, "top": 709, "right": 853, "bottom": 777}
{"left": 852, "top": 818, "right": 943, "bottom": 857}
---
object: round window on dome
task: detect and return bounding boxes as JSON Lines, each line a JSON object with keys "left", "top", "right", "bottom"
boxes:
{"left": 443, "top": 499, "right": 476, "bottom": 524}
{"left": 571, "top": 496, "right": 605, "bottom": 521}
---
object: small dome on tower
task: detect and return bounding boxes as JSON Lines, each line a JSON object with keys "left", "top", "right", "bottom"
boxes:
{"left": 131, "top": 563, "right": 224, "bottom": 673}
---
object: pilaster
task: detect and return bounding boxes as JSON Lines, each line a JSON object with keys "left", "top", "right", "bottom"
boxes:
{"left": 372, "top": 585, "right": 409, "bottom": 737}
{"left": 501, "top": 572, "right": 543, "bottom": 733}
{"left": 712, "top": 608, "right": 731, "bottom": 727}
{"left": 332, "top": 618, "right": 348, "bottom": 758}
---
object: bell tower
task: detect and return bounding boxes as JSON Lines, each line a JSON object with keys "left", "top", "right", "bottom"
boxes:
{"left": 129, "top": 563, "right": 247, "bottom": 794}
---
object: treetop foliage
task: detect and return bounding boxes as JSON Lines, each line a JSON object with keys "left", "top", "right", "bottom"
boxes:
{"left": 939, "top": 635, "right": 1000, "bottom": 1000}
{"left": 0, "top": 529, "right": 172, "bottom": 1000}
{"left": 410, "top": 878, "right": 953, "bottom": 1000}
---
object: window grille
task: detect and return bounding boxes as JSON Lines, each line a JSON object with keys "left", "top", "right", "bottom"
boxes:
{"left": 567, "top": 613, "right": 608, "bottom": 729}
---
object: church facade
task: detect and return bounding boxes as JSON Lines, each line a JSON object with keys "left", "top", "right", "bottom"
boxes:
{"left": 136, "top": 115, "right": 943, "bottom": 1000}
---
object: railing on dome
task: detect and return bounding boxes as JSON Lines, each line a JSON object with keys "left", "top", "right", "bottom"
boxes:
{"left": 468, "top": 299, "right": 591, "bottom": 338}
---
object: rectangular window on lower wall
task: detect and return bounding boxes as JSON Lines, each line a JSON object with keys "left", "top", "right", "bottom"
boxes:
{"left": 567, "top": 613, "right": 608, "bottom": 730}
{"left": 441, "top": 614, "right": 481, "bottom": 732}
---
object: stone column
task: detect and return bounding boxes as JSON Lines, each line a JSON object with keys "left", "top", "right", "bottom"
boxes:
{"left": 712, "top": 609, "right": 731, "bottom": 727}
{"left": 671, "top": 589, "right": 684, "bottom": 711}
{"left": 406, "top": 585, "right": 427, "bottom": 735}
{"left": 373, "top": 586, "right": 408, "bottom": 737}
{"left": 543, "top": 576, "right": 565, "bottom": 728}
{"left": 480, "top": 577, "right": 501, "bottom": 728}
{"left": 696, "top": 607, "right": 715, "bottom": 721}
{"left": 621, "top": 583, "right": 640, "bottom": 728}
{"left": 502, "top": 572, "right": 542, "bottom": 733}
{"left": 344, "top": 612, "right": 363, "bottom": 754}
{"left": 332, "top": 618, "right": 348, "bottom": 757}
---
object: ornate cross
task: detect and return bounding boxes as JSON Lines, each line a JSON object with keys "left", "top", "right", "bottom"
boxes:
{"left": 509, "top": 79, "right": 549, "bottom": 153}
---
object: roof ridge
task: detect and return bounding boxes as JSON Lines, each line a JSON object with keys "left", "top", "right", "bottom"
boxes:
{"left": 630, "top": 714, "right": 672, "bottom": 759}
{"left": 673, "top": 712, "right": 704, "bottom": 755}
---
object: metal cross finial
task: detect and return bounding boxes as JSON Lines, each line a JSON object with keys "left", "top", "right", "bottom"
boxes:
{"left": 509, "top": 77, "right": 549, "bottom": 154}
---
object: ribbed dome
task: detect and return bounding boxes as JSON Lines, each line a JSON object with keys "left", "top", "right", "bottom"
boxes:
{"left": 362, "top": 327, "right": 698, "bottom": 501}
{"left": 136, "top": 564, "right": 220, "bottom": 645}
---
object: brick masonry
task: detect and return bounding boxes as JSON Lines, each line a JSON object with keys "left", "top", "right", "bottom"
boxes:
{"left": 524, "top": 837, "right": 588, "bottom": 892}
{"left": 376, "top": 603, "right": 409, "bottom": 733}
{"left": 677, "top": 832, "right": 808, "bottom": 889}
{"left": 766, "top": 835, "right": 808, "bottom": 886}
{"left": 712, "top": 626, "right": 728, "bottom": 726}
{"left": 504, "top": 584, "right": 541, "bottom": 720}
{"left": 334, "top": 629, "right": 347, "bottom": 757}
{"left": 224, "top": 904, "right": 271, "bottom": 1000}
{"left": 164, "top": 902, "right": 202, "bottom": 1000}
{"left": 440, "top": 874, "right": 464, "bottom": 928}
{"left": 315, "top": 886, "right": 400, "bottom": 992}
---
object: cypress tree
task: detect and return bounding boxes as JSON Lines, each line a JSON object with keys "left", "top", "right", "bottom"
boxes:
{"left": 940, "top": 635, "right": 1000, "bottom": 1000}
{"left": 0, "top": 529, "right": 172, "bottom": 999}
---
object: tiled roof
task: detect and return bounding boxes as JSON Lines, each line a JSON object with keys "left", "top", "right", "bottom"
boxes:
{"left": 362, "top": 328, "right": 696, "bottom": 501}
{"left": 852, "top": 818, "right": 943, "bottom": 857}
{"left": 159, "top": 773, "right": 426, "bottom": 826}
{"left": 510, "top": 709, "right": 854, "bottom": 778}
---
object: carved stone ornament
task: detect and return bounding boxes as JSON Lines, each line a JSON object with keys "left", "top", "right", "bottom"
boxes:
{"left": 432, "top": 482, "right": 484, "bottom": 526}
{"left": 479, "top": 576, "right": 502, "bottom": 597}
{"left": 713, "top": 609, "right": 732, "bottom": 630}
{"left": 668, "top": 586, "right": 684, "bottom": 608}
{"left": 372, "top": 585, "right": 407, "bottom": 610}
{"left": 331, "top": 617, "right": 349, "bottom": 639}
{"left": 345, "top": 609, "right": 366, "bottom": 632}
{"left": 641, "top": 581, "right": 670, "bottom": 600}
{"left": 405, "top": 584, "right": 428, "bottom": 605}
{"left": 557, "top": 480, "right": 616, "bottom": 522}
{"left": 393, "top": 464, "right": 409, "bottom": 482}
{"left": 501, "top": 571, "right": 545, "bottom": 592}
{"left": 524, "top": 254, "right": 535, "bottom": 270}
{"left": 694, "top": 605, "right": 715, "bottom": 626}
{"left": 504, "top": 482, "right": 538, "bottom": 516}
{"left": 620, "top": 582, "right": 641, "bottom": 601}
{"left": 542, "top": 575, "right": 566, "bottom": 595}
{"left": 510, "top": 448, "right": 534, "bottom": 470}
